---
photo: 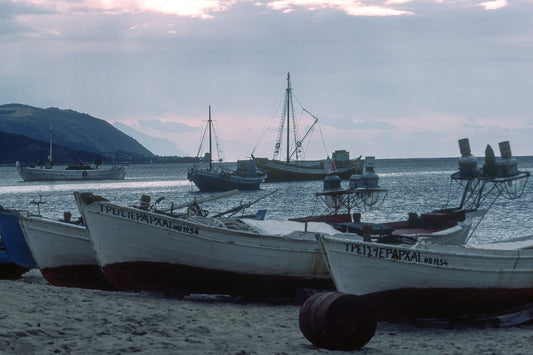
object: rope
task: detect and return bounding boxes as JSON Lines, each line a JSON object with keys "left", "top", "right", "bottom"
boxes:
{"left": 251, "top": 79, "right": 286, "bottom": 156}
{"left": 195, "top": 123, "right": 209, "bottom": 159}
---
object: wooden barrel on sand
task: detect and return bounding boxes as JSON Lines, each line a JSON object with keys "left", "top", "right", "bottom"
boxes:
{"left": 299, "top": 292, "right": 377, "bottom": 350}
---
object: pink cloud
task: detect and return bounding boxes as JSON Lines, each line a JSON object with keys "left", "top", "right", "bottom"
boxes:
{"left": 12, "top": 0, "right": 236, "bottom": 18}
{"left": 14, "top": 0, "right": 414, "bottom": 17}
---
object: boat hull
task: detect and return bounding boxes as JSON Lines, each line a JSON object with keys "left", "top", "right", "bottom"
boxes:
{"left": 102, "top": 261, "right": 332, "bottom": 297}
{"left": 19, "top": 215, "right": 114, "bottom": 290}
{"left": 254, "top": 157, "right": 362, "bottom": 182}
{"left": 75, "top": 192, "right": 333, "bottom": 297}
{"left": 318, "top": 235, "right": 533, "bottom": 320}
{"left": 0, "top": 259, "right": 29, "bottom": 280}
{"left": 0, "top": 211, "right": 37, "bottom": 268}
{"left": 189, "top": 169, "right": 265, "bottom": 192}
{"left": 16, "top": 162, "right": 126, "bottom": 181}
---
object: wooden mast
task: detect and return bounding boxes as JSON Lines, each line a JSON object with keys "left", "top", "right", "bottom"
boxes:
{"left": 208, "top": 105, "right": 213, "bottom": 171}
{"left": 48, "top": 121, "right": 53, "bottom": 166}
{"left": 286, "top": 73, "right": 291, "bottom": 163}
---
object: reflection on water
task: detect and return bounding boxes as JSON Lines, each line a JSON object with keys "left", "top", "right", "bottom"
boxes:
{"left": 1, "top": 158, "right": 532, "bottom": 244}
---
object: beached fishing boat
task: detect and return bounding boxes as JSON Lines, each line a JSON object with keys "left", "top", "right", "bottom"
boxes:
{"left": 292, "top": 156, "right": 474, "bottom": 246}
{"left": 316, "top": 139, "right": 532, "bottom": 320}
{"left": 317, "top": 233, "right": 533, "bottom": 320}
{"left": 18, "top": 214, "right": 113, "bottom": 290}
{"left": 251, "top": 73, "right": 362, "bottom": 182}
{"left": 188, "top": 106, "right": 266, "bottom": 191}
{"left": 75, "top": 191, "right": 338, "bottom": 297}
{"left": 0, "top": 211, "right": 30, "bottom": 280}
{"left": 15, "top": 123, "right": 126, "bottom": 181}
{"left": 0, "top": 209, "right": 37, "bottom": 269}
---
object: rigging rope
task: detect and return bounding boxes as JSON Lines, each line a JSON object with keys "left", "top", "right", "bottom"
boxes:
{"left": 211, "top": 121, "right": 224, "bottom": 162}
{"left": 251, "top": 80, "right": 286, "bottom": 156}
{"left": 195, "top": 122, "right": 209, "bottom": 159}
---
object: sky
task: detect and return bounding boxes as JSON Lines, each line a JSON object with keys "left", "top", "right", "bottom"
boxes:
{"left": 2, "top": 0, "right": 533, "bottom": 161}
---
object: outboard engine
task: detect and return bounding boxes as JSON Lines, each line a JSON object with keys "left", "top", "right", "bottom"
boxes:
{"left": 497, "top": 141, "right": 518, "bottom": 177}
{"left": 457, "top": 138, "right": 478, "bottom": 178}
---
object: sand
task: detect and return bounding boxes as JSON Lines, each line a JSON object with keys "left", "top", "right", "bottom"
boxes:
{"left": 1, "top": 270, "right": 532, "bottom": 355}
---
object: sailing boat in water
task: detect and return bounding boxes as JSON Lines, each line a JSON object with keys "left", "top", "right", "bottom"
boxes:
{"left": 15, "top": 122, "right": 126, "bottom": 181}
{"left": 187, "top": 106, "right": 266, "bottom": 192}
{"left": 251, "top": 73, "right": 363, "bottom": 182}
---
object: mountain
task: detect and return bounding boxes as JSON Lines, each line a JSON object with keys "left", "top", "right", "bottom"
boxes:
{"left": 113, "top": 121, "right": 186, "bottom": 156}
{"left": 0, "top": 104, "right": 154, "bottom": 163}
{"left": 0, "top": 130, "right": 104, "bottom": 164}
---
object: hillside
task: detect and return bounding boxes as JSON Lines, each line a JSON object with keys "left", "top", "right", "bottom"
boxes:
{"left": 0, "top": 130, "right": 104, "bottom": 165}
{"left": 0, "top": 104, "right": 154, "bottom": 161}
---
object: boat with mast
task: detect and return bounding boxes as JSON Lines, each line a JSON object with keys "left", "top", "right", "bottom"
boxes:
{"left": 188, "top": 106, "right": 266, "bottom": 192}
{"left": 251, "top": 73, "right": 362, "bottom": 182}
{"left": 15, "top": 122, "right": 126, "bottom": 181}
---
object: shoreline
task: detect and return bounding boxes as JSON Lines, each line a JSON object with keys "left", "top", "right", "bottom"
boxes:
{"left": 1, "top": 270, "right": 532, "bottom": 354}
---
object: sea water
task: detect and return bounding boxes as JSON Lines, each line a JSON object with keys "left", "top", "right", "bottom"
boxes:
{"left": 1, "top": 157, "right": 532, "bottom": 244}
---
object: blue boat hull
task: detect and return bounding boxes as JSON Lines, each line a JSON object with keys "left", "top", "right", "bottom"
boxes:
{"left": 0, "top": 211, "right": 37, "bottom": 268}
{"left": 189, "top": 169, "right": 265, "bottom": 192}
{"left": 1, "top": 245, "right": 29, "bottom": 280}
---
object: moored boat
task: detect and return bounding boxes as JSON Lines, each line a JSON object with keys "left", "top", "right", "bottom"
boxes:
{"left": 188, "top": 106, "right": 266, "bottom": 191}
{"left": 251, "top": 73, "right": 362, "bottom": 182}
{"left": 16, "top": 161, "right": 126, "bottom": 181}
{"left": 15, "top": 122, "right": 126, "bottom": 181}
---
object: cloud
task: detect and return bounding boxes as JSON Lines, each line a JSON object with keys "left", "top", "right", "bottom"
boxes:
{"left": 257, "top": 0, "right": 414, "bottom": 16}
{"left": 352, "top": 119, "right": 395, "bottom": 130}
{"left": 463, "top": 117, "right": 482, "bottom": 130}
{"left": 9, "top": 0, "right": 416, "bottom": 19}
{"left": 478, "top": 0, "right": 508, "bottom": 11}
{"left": 137, "top": 119, "right": 197, "bottom": 134}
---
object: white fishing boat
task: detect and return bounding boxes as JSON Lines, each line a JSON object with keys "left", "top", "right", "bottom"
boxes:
{"left": 15, "top": 122, "right": 126, "bottom": 181}
{"left": 317, "top": 139, "right": 532, "bottom": 320}
{"left": 16, "top": 161, "right": 126, "bottom": 181}
{"left": 74, "top": 191, "right": 339, "bottom": 297}
{"left": 18, "top": 214, "right": 113, "bottom": 290}
{"left": 317, "top": 233, "right": 533, "bottom": 320}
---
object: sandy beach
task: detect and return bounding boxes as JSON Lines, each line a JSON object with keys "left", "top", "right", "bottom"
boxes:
{"left": 0, "top": 269, "right": 531, "bottom": 354}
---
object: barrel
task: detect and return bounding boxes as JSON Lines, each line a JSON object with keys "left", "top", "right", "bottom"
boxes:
{"left": 299, "top": 292, "right": 377, "bottom": 350}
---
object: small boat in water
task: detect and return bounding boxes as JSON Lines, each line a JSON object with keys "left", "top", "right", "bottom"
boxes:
{"left": 188, "top": 106, "right": 266, "bottom": 192}
{"left": 15, "top": 122, "right": 126, "bottom": 181}
{"left": 18, "top": 214, "right": 114, "bottom": 290}
{"left": 16, "top": 161, "right": 126, "bottom": 181}
{"left": 251, "top": 73, "right": 362, "bottom": 182}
